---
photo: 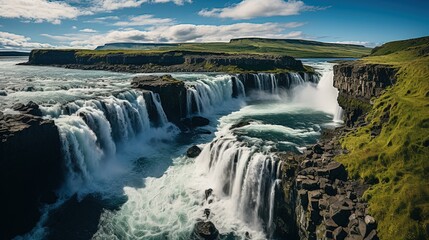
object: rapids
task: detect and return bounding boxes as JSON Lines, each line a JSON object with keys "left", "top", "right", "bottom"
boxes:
{"left": 0, "top": 57, "right": 342, "bottom": 240}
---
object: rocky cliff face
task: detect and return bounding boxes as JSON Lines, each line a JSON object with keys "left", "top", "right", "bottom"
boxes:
{"left": 276, "top": 132, "right": 379, "bottom": 240}
{"left": 131, "top": 75, "right": 187, "bottom": 123}
{"left": 25, "top": 50, "right": 305, "bottom": 73}
{"left": 0, "top": 106, "right": 63, "bottom": 239}
{"left": 333, "top": 62, "right": 397, "bottom": 126}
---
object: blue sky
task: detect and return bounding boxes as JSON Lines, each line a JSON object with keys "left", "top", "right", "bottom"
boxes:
{"left": 0, "top": 0, "right": 428, "bottom": 50}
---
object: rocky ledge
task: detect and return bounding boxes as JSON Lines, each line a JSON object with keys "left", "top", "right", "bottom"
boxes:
{"left": 0, "top": 102, "right": 63, "bottom": 239}
{"left": 23, "top": 49, "right": 305, "bottom": 73}
{"left": 333, "top": 62, "right": 397, "bottom": 126}
{"left": 276, "top": 129, "right": 379, "bottom": 240}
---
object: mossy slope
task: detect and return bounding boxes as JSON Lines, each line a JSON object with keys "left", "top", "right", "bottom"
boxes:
{"left": 336, "top": 38, "right": 429, "bottom": 240}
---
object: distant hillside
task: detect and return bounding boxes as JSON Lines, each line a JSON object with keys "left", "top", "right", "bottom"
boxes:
{"left": 0, "top": 51, "right": 30, "bottom": 56}
{"left": 94, "top": 38, "right": 371, "bottom": 58}
{"left": 371, "top": 36, "right": 429, "bottom": 56}
{"left": 96, "top": 43, "right": 179, "bottom": 50}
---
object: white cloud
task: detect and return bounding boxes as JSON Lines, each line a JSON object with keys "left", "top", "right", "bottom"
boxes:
{"left": 92, "top": 0, "right": 191, "bottom": 11}
{"left": 72, "top": 26, "right": 77, "bottom": 29}
{"left": 80, "top": 28, "right": 98, "bottom": 33}
{"left": 0, "top": 31, "right": 53, "bottom": 50}
{"left": 0, "top": 0, "right": 90, "bottom": 24}
{"left": 333, "top": 41, "right": 377, "bottom": 48}
{"left": 51, "top": 22, "right": 304, "bottom": 49}
{"left": 199, "top": 0, "right": 323, "bottom": 19}
{"left": 113, "top": 15, "right": 174, "bottom": 26}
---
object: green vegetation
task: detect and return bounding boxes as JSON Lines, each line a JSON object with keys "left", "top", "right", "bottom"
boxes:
{"left": 93, "top": 38, "right": 371, "bottom": 58}
{"left": 336, "top": 38, "right": 429, "bottom": 240}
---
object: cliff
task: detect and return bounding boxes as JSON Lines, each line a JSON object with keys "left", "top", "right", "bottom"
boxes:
{"left": 131, "top": 75, "right": 187, "bottom": 123}
{"left": 333, "top": 37, "right": 429, "bottom": 240}
{"left": 0, "top": 103, "right": 63, "bottom": 239}
{"left": 25, "top": 49, "right": 306, "bottom": 73}
{"left": 333, "top": 63, "right": 397, "bottom": 126}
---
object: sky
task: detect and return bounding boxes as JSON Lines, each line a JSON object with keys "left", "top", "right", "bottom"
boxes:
{"left": 0, "top": 0, "right": 428, "bottom": 51}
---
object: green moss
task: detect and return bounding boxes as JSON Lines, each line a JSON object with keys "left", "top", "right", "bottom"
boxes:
{"left": 337, "top": 94, "right": 372, "bottom": 113}
{"left": 336, "top": 39, "right": 429, "bottom": 240}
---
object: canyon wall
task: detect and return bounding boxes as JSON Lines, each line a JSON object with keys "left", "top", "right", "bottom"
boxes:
{"left": 333, "top": 62, "right": 397, "bottom": 126}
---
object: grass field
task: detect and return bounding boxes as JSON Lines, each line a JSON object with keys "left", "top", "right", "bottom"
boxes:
{"left": 93, "top": 38, "right": 371, "bottom": 58}
{"left": 336, "top": 37, "right": 429, "bottom": 240}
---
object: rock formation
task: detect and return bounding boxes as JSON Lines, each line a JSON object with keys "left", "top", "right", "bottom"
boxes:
{"left": 276, "top": 132, "right": 378, "bottom": 240}
{"left": 132, "top": 75, "right": 187, "bottom": 123}
{"left": 333, "top": 62, "right": 397, "bottom": 126}
{"left": 25, "top": 50, "right": 306, "bottom": 73}
{"left": 0, "top": 108, "right": 63, "bottom": 239}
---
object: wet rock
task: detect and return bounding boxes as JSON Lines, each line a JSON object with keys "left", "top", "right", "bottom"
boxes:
{"left": 0, "top": 113, "right": 63, "bottom": 239}
{"left": 205, "top": 188, "right": 213, "bottom": 200}
{"left": 0, "top": 90, "right": 7, "bottom": 96}
{"left": 193, "top": 221, "right": 219, "bottom": 240}
{"left": 132, "top": 75, "right": 187, "bottom": 123}
{"left": 12, "top": 101, "right": 42, "bottom": 116}
{"left": 187, "top": 145, "right": 202, "bottom": 158}
{"left": 190, "top": 116, "right": 210, "bottom": 127}
{"left": 229, "top": 119, "right": 252, "bottom": 130}
{"left": 364, "top": 229, "right": 379, "bottom": 240}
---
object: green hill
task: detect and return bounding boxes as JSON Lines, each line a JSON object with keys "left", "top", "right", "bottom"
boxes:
{"left": 337, "top": 36, "right": 429, "bottom": 240}
{"left": 94, "top": 38, "right": 371, "bottom": 58}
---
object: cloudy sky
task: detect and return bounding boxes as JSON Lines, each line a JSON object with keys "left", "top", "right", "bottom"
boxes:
{"left": 0, "top": 0, "right": 428, "bottom": 50}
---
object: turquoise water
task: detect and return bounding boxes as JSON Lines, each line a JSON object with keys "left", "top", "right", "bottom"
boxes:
{"left": 1, "top": 57, "right": 342, "bottom": 240}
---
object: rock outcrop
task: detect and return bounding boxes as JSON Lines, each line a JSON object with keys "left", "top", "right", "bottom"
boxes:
{"left": 25, "top": 50, "right": 306, "bottom": 73}
{"left": 0, "top": 110, "right": 63, "bottom": 239}
{"left": 132, "top": 75, "right": 187, "bottom": 123}
{"left": 277, "top": 131, "right": 379, "bottom": 240}
{"left": 333, "top": 62, "right": 397, "bottom": 126}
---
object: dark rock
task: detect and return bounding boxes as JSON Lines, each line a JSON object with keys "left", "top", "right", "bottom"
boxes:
{"left": 0, "top": 113, "right": 63, "bottom": 239}
{"left": 187, "top": 145, "right": 202, "bottom": 158}
{"left": 13, "top": 101, "right": 43, "bottom": 116}
{"left": 193, "top": 221, "right": 219, "bottom": 240}
{"left": 181, "top": 117, "right": 210, "bottom": 129}
{"left": 325, "top": 161, "right": 348, "bottom": 181}
{"left": 229, "top": 119, "right": 253, "bottom": 130}
{"left": 301, "top": 179, "right": 319, "bottom": 191}
{"left": 0, "top": 90, "right": 7, "bottom": 96}
{"left": 333, "top": 227, "right": 347, "bottom": 240}
{"left": 132, "top": 75, "right": 187, "bottom": 123}
{"left": 312, "top": 143, "right": 324, "bottom": 154}
{"left": 205, "top": 188, "right": 213, "bottom": 200}
{"left": 330, "top": 204, "right": 352, "bottom": 227}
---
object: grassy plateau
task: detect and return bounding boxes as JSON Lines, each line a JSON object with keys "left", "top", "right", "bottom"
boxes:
{"left": 93, "top": 38, "right": 371, "bottom": 58}
{"left": 336, "top": 37, "right": 429, "bottom": 240}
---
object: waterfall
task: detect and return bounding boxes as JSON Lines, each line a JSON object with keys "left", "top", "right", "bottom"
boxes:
{"left": 185, "top": 75, "right": 236, "bottom": 116}
{"left": 41, "top": 90, "right": 171, "bottom": 194}
{"left": 196, "top": 134, "right": 282, "bottom": 236}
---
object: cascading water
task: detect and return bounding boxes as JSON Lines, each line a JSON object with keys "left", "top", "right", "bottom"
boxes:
{"left": 185, "top": 75, "right": 241, "bottom": 116}
{"left": 41, "top": 90, "right": 174, "bottom": 195}
{"left": 196, "top": 134, "right": 283, "bottom": 235}
{"left": 2, "top": 56, "right": 346, "bottom": 240}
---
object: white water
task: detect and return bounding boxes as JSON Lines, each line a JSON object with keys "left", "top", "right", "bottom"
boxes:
{"left": 2, "top": 57, "right": 344, "bottom": 240}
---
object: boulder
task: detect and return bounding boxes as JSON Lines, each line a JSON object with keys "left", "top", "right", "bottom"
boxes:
{"left": 13, "top": 101, "right": 43, "bottom": 116}
{"left": 312, "top": 143, "right": 324, "bottom": 154}
{"left": 193, "top": 221, "right": 219, "bottom": 240}
{"left": 187, "top": 145, "right": 202, "bottom": 158}
{"left": 0, "top": 90, "right": 7, "bottom": 96}
{"left": 325, "top": 161, "right": 348, "bottom": 181}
